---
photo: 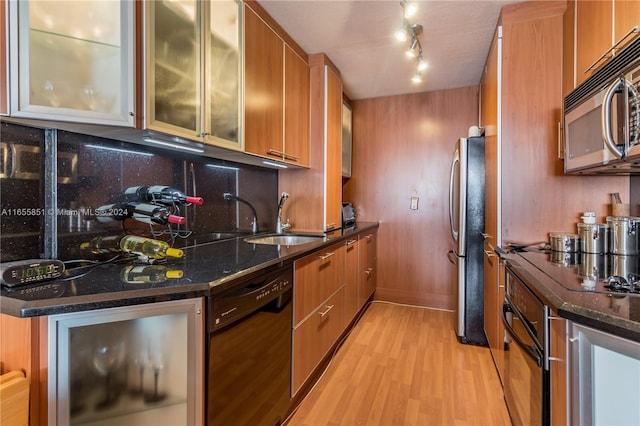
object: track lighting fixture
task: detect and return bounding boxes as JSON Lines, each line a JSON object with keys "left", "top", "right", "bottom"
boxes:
{"left": 394, "top": 26, "right": 408, "bottom": 42}
{"left": 394, "top": 3, "right": 426, "bottom": 83}
{"left": 417, "top": 55, "right": 428, "bottom": 71}
{"left": 400, "top": 0, "right": 417, "bottom": 19}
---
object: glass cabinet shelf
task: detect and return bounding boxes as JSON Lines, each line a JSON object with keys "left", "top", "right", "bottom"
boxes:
{"left": 28, "top": 29, "right": 121, "bottom": 114}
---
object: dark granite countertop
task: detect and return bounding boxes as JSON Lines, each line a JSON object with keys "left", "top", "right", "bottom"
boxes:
{"left": 502, "top": 249, "right": 640, "bottom": 343}
{"left": 0, "top": 223, "right": 379, "bottom": 318}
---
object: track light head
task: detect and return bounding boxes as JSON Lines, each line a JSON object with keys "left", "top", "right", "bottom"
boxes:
{"left": 400, "top": 0, "right": 418, "bottom": 19}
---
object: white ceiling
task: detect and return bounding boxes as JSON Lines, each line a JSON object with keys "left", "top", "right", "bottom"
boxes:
{"left": 257, "top": 0, "right": 525, "bottom": 100}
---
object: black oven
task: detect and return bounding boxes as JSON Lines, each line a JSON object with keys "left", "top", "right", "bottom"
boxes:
{"left": 502, "top": 262, "right": 550, "bottom": 426}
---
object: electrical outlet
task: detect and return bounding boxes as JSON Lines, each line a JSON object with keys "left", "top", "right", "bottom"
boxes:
{"left": 410, "top": 197, "right": 419, "bottom": 210}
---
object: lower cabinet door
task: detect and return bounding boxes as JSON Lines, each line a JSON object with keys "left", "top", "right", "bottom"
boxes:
{"left": 358, "top": 263, "right": 376, "bottom": 309}
{"left": 292, "top": 287, "right": 345, "bottom": 395}
{"left": 344, "top": 238, "right": 359, "bottom": 326}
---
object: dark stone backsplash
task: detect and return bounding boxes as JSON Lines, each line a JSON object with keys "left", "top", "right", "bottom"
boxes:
{"left": 0, "top": 122, "right": 278, "bottom": 262}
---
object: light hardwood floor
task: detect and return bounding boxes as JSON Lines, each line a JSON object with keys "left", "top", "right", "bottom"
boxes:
{"left": 286, "top": 302, "right": 512, "bottom": 426}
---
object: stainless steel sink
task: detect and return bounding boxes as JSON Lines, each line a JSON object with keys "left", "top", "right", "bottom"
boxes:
{"left": 243, "top": 234, "right": 325, "bottom": 246}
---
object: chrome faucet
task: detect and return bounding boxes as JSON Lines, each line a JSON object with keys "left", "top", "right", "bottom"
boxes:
{"left": 276, "top": 192, "right": 290, "bottom": 233}
{"left": 223, "top": 193, "right": 259, "bottom": 234}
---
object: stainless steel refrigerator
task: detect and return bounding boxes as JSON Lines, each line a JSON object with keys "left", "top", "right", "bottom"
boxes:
{"left": 447, "top": 136, "right": 487, "bottom": 346}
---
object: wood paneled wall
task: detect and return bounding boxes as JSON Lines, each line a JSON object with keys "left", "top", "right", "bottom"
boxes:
{"left": 343, "top": 87, "right": 479, "bottom": 310}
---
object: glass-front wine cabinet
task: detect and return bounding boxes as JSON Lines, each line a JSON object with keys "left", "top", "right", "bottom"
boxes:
{"left": 48, "top": 298, "right": 203, "bottom": 425}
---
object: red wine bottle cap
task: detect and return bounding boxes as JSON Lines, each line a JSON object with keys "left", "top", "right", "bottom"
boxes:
{"left": 186, "top": 196, "right": 204, "bottom": 205}
{"left": 168, "top": 215, "right": 186, "bottom": 225}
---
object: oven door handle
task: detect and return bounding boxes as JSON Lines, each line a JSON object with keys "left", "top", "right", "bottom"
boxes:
{"left": 501, "top": 302, "right": 544, "bottom": 368}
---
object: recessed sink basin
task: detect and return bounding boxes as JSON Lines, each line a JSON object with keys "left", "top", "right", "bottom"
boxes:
{"left": 244, "top": 234, "right": 325, "bottom": 246}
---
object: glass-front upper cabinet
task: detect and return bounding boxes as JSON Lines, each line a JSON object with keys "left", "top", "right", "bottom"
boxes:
{"left": 8, "top": 1, "right": 135, "bottom": 126}
{"left": 145, "top": 0, "right": 242, "bottom": 150}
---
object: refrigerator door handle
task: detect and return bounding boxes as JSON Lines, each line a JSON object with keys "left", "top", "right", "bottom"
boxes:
{"left": 449, "top": 147, "right": 460, "bottom": 242}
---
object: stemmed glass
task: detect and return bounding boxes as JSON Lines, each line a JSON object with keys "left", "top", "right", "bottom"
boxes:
{"left": 92, "top": 337, "right": 125, "bottom": 410}
{"left": 144, "top": 341, "right": 166, "bottom": 404}
{"left": 128, "top": 350, "right": 146, "bottom": 397}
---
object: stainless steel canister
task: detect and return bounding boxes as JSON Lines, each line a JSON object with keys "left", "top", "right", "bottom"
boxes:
{"left": 577, "top": 223, "right": 609, "bottom": 254}
{"left": 578, "top": 253, "right": 609, "bottom": 280}
{"left": 606, "top": 216, "right": 640, "bottom": 255}
{"left": 549, "top": 232, "right": 580, "bottom": 253}
{"left": 610, "top": 253, "right": 640, "bottom": 278}
{"left": 550, "top": 250, "right": 579, "bottom": 266}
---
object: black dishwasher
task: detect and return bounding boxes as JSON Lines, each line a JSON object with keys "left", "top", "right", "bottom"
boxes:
{"left": 206, "top": 264, "right": 293, "bottom": 426}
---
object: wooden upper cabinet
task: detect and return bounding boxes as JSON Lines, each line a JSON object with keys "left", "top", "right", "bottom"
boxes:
{"left": 284, "top": 45, "right": 310, "bottom": 166}
{"left": 562, "top": 0, "right": 576, "bottom": 96}
{"left": 279, "top": 54, "right": 342, "bottom": 233}
{"left": 576, "top": 0, "right": 613, "bottom": 86}
{"left": 244, "top": 5, "right": 284, "bottom": 159}
{"left": 566, "top": 0, "right": 638, "bottom": 92}
{"left": 614, "top": 0, "right": 640, "bottom": 44}
{"left": 325, "top": 66, "right": 343, "bottom": 231}
{"left": 244, "top": 4, "right": 310, "bottom": 167}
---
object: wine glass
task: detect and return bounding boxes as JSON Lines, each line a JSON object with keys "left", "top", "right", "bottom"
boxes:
{"left": 144, "top": 345, "right": 166, "bottom": 404}
{"left": 69, "top": 329, "right": 92, "bottom": 416}
{"left": 128, "top": 349, "right": 146, "bottom": 397}
{"left": 92, "top": 338, "right": 125, "bottom": 410}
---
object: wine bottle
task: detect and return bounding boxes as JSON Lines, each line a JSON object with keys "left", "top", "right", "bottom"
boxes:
{"left": 80, "top": 235, "right": 122, "bottom": 253}
{"left": 94, "top": 203, "right": 136, "bottom": 223}
{"left": 123, "top": 185, "right": 204, "bottom": 206}
{"left": 131, "top": 203, "right": 186, "bottom": 225}
{"left": 119, "top": 235, "right": 184, "bottom": 259}
{"left": 94, "top": 202, "right": 185, "bottom": 225}
{"left": 121, "top": 265, "right": 184, "bottom": 284}
{"left": 81, "top": 235, "right": 184, "bottom": 259}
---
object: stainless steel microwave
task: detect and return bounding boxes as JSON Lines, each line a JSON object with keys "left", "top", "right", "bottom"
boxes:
{"left": 564, "top": 36, "right": 640, "bottom": 174}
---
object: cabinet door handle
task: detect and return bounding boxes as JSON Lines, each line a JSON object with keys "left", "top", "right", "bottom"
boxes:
{"left": 585, "top": 25, "right": 639, "bottom": 73}
{"left": 267, "top": 149, "right": 286, "bottom": 157}
{"left": 557, "top": 121, "right": 564, "bottom": 160}
{"left": 318, "top": 252, "right": 335, "bottom": 261}
{"left": 484, "top": 249, "right": 497, "bottom": 258}
{"left": 346, "top": 239, "right": 357, "bottom": 247}
{"left": 283, "top": 152, "right": 300, "bottom": 161}
{"left": 326, "top": 222, "right": 338, "bottom": 230}
{"left": 318, "top": 305, "right": 334, "bottom": 317}
{"left": 364, "top": 267, "right": 373, "bottom": 276}
{"left": 198, "top": 131, "right": 210, "bottom": 137}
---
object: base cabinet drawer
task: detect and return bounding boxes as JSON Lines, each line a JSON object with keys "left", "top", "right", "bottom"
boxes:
{"left": 292, "top": 287, "right": 345, "bottom": 395}
{"left": 293, "top": 243, "right": 344, "bottom": 325}
{"left": 358, "top": 232, "right": 376, "bottom": 266}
